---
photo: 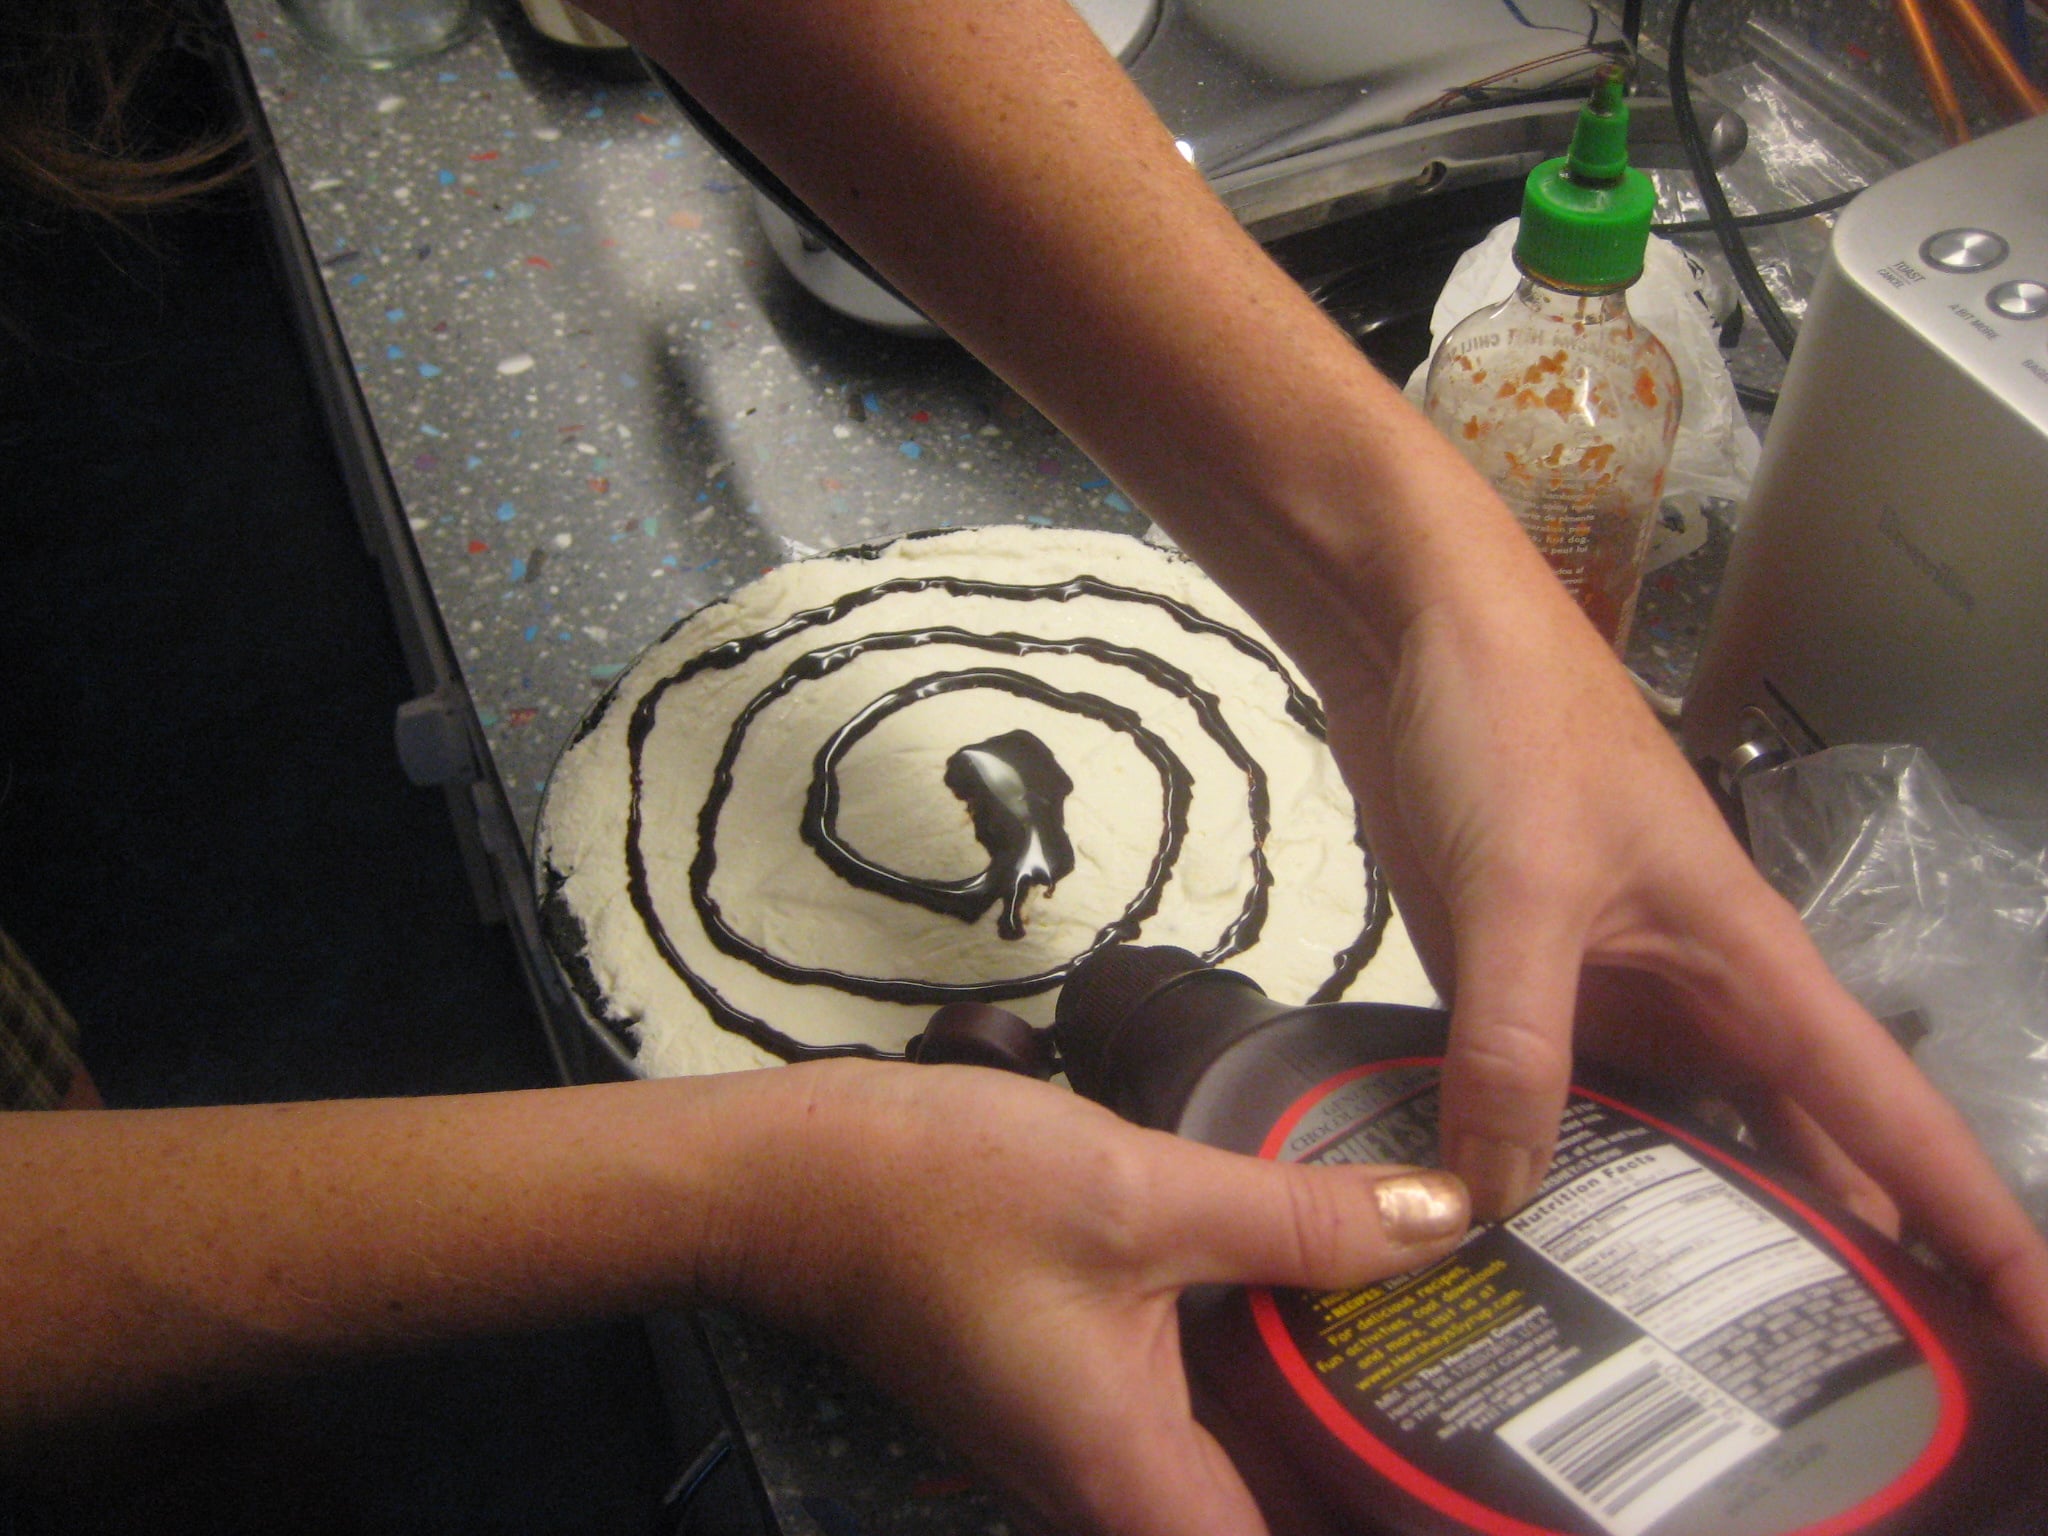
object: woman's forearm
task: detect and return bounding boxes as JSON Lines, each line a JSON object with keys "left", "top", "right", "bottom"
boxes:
{"left": 0, "top": 1076, "right": 790, "bottom": 1426}
{"left": 595, "top": 0, "right": 1567, "bottom": 694}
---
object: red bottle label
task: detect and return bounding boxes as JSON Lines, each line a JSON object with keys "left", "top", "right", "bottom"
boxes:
{"left": 1247, "top": 1061, "right": 1965, "bottom": 1536}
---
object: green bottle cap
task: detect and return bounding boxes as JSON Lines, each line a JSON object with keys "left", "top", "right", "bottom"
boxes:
{"left": 1515, "top": 67, "right": 1658, "bottom": 292}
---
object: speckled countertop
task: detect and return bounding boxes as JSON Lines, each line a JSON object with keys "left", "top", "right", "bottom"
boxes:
{"left": 226, "top": 0, "right": 1152, "bottom": 843}
{"left": 217, "top": 0, "right": 1823, "bottom": 835}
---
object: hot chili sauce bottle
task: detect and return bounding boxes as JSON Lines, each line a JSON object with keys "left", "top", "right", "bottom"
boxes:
{"left": 1424, "top": 68, "right": 1681, "bottom": 651}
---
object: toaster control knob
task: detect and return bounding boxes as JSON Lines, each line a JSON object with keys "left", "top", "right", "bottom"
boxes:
{"left": 1921, "top": 228, "right": 2008, "bottom": 273}
{"left": 1987, "top": 280, "right": 2048, "bottom": 321}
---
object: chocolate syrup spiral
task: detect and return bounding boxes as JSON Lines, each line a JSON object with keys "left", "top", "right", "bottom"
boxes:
{"left": 812, "top": 707, "right": 1079, "bottom": 938}
{"left": 683, "top": 634, "right": 1236, "bottom": 1001}
{"left": 933, "top": 728, "right": 1075, "bottom": 940}
{"left": 575, "top": 572, "right": 1388, "bottom": 1064}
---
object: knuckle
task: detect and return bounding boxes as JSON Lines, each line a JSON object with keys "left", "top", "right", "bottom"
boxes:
{"left": 1062, "top": 1136, "right": 1166, "bottom": 1266}
{"left": 1452, "top": 1014, "right": 1570, "bottom": 1098}
{"left": 1279, "top": 1167, "right": 1360, "bottom": 1281}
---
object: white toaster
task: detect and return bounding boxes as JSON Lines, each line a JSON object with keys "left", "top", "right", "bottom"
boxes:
{"left": 1683, "top": 114, "right": 2048, "bottom": 820}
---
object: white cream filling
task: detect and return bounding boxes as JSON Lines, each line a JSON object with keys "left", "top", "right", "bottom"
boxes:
{"left": 538, "top": 527, "right": 1435, "bottom": 1077}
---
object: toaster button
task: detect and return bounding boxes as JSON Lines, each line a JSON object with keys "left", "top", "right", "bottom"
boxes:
{"left": 1922, "top": 228, "right": 2009, "bottom": 272}
{"left": 1986, "top": 279, "right": 2048, "bottom": 320}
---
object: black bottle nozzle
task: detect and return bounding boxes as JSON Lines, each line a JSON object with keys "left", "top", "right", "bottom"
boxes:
{"left": 905, "top": 1001, "right": 1058, "bottom": 1079}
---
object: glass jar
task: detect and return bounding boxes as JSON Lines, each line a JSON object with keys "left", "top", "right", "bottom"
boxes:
{"left": 277, "top": 0, "right": 474, "bottom": 67}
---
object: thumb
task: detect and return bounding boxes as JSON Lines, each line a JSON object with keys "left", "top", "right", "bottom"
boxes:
{"left": 1141, "top": 1135, "right": 1470, "bottom": 1292}
{"left": 1438, "top": 899, "right": 1583, "bottom": 1220}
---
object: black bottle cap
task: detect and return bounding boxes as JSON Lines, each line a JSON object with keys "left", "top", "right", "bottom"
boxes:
{"left": 1055, "top": 944, "right": 1261, "bottom": 1100}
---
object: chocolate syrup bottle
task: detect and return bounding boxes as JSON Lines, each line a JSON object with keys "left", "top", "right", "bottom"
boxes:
{"left": 1045, "top": 944, "right": 2048, "bottom": 1536}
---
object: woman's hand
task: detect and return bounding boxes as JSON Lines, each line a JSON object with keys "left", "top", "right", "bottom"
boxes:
{"left": 0, "top": 1061, "right": 1461, "bottom": 1527}
{"left": 711, "top": 1059, "right": 1469, "bottom": 1536}
{"left": 1322, "top": 582, "right": 2048, "bottom": 1362}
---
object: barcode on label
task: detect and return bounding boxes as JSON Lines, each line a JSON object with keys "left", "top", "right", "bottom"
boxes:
{"left": 1497, "top": 1338, "right": 1776, "bottom": 1536}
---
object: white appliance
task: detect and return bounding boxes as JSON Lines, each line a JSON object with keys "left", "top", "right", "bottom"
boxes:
{"left": 1683, "top": 114, "right": 2048, "bottom": 820}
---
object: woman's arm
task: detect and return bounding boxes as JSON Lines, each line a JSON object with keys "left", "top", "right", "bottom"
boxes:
{"left": 584, "top": 0, "right": 2048, "bottom": 1355}
{"left": 0, "top": 1063, "right": 1468, "bottom": 1536}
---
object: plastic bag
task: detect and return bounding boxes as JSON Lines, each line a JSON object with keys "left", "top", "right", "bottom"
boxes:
{"left": 1404, "top": 219, "right": 1762, "bottom": 508}
{"left": 1743, "top": 745, "right": 2048, "bottom": 1235}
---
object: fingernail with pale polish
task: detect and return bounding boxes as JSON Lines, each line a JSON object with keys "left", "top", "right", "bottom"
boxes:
{"left": 1451, "top": 1136, "right": 1536, "bottom": 1221}
{"left": 1374, "top": 1171, "right": 1470, "bottom": 1245}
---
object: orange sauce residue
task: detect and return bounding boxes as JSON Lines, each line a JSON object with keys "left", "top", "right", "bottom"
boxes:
{"left": 1579, "top": 443, "right": 1616, "bottom": 472}
{"left": 1634, "top": 370, "right": 1660, "bottom": 408}
{"left": 1543, "top": 384, "right": 1575, "bottom": 414}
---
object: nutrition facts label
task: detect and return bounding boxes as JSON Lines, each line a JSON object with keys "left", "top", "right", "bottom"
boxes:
{"left": 1258, "top": 1075, "right": 1927, "bottom": 1536}
{"left": 1508, "top": 1144, "right": 1845, "bottom": 1353}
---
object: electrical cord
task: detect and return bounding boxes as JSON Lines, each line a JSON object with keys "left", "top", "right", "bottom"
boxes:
{"left": 1652, "top": 185, "right": 1862, "bottom": 234}
{"left": 1667, "top": 0, "right": 1802, "bottom": 358}
{"left": 660, "top": 1428, "right": 734, "bottom": 1531}
{"left": 2005, "top": 0, "right": 2035, "bottom": 72}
